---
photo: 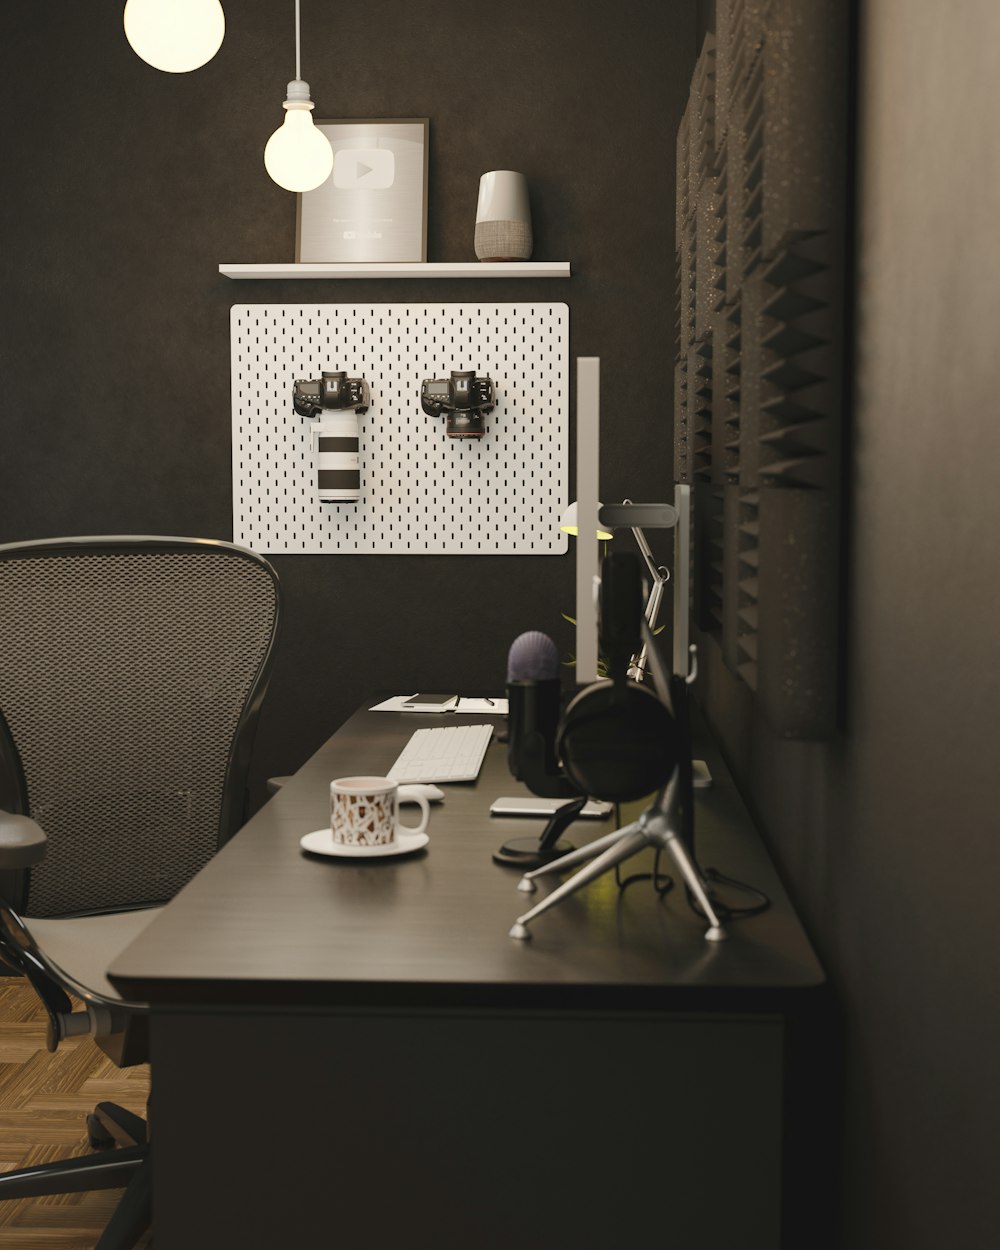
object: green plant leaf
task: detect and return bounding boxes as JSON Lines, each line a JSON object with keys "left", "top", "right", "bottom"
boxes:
{"left": 562, "top": 652, "right": 611, "bottom": 678}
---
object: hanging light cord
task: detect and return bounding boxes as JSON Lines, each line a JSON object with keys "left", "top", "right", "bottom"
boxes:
{"left": 295, "top": 0, "right": 301, "bottom": 81}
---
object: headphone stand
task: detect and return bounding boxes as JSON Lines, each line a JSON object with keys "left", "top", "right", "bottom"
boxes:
{"left": 507, "top": 768, "right": 727, "bottom": 944}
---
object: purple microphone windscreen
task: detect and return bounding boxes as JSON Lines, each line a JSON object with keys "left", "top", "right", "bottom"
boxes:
{"left": 507, "top": 631, "right": 560, "bottom": 682}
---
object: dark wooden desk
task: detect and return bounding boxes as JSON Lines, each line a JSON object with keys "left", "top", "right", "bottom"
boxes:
{"left": 110, "top": 702, "right": 825, "bottom": 1250}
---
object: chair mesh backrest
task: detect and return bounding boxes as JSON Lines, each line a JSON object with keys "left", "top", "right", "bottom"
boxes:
{"left": 0, "top": 545, "right": 278, "bottom": 918}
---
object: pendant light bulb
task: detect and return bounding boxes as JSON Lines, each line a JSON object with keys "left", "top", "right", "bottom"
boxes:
{"left": 264, "top": 2, "right": 333, "bottom": 193}
{"left": 264, "top": 80, "right": 333, "bottom": 193}
{"left": 123, "top": 0, "right": 225, "bottom": 73}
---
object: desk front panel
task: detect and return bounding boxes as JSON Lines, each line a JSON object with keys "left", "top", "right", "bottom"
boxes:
{"left": 151, "top": 1005, "right": 783, "bottom": 1250}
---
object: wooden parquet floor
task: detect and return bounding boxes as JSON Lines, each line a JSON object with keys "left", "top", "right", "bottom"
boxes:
{"left": 0, "top": 979, "right": 151, "bottom": 1249}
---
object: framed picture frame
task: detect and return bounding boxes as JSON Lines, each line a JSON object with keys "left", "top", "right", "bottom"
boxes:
{"left": 295, "top": 118, "right": 429, "bottom": 263}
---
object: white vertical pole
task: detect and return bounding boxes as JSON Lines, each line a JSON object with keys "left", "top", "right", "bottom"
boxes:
{"left": 576, "top": 358, "right": 600, "bottom": 684}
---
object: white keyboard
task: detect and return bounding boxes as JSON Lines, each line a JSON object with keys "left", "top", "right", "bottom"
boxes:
{"left": 388, "top": 723, "right": 494, "bottom": 784}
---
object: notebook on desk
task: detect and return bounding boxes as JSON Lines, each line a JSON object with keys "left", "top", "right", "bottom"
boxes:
{"left": 369, "top": 694, "right": 509, "bottom": 715}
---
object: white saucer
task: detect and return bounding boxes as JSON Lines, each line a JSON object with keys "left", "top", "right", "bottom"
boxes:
{"left": 300, "top": 829, "right": 430, "bottom": 859}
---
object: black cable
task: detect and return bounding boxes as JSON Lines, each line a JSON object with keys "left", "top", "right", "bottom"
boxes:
{"left": 611, "top": 803, "right": 674, "bottom": 894}
{"left": 685, "top": 866, "right": 772, "bottom": 922}
{"left": 614, "top": 849, "right": 674, "bottom": 895}
{"left": 604, "top": 804, "right": 767, "bottom": 915}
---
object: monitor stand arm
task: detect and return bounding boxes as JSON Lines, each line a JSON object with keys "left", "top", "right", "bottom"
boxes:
{"left": 507, "top": 769, "right": 727, "bottom": 944}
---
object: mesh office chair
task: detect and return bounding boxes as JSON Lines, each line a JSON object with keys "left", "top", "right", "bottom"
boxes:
{"left": 0, "top": 536, "right": 281, "bottom": 1249}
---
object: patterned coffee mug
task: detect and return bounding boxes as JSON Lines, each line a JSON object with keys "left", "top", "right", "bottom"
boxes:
{"left": 329, "top": 776, "right": 430, "bottom": 847}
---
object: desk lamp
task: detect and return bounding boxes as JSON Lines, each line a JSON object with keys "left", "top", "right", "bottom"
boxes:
{"left": 563, "top": 499, "right": 678, "bottom": 682}
{"left": 560, "top": 495, "right": 689, "bottom": 685}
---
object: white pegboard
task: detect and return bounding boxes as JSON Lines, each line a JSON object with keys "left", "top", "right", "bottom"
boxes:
{"left": 231, "top": 303, "right": 569, "bottom": 554}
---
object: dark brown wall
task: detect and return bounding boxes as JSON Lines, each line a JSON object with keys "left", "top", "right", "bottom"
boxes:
{"left": 4, "top": 3, "right": 997, "bottom": 1245}
{"left": 700, "top": 2, "right": 1000, "bottom": 1247}
{"left": 0, "top": 1, "right": 697, "bottom": 795}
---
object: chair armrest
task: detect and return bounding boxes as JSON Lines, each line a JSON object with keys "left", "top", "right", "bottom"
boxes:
{"left": 0, "top": 812, "right": 47, "bottom": 869}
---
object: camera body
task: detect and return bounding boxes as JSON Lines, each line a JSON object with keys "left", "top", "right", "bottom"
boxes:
{"left": 292, "top": 371, "right": 371, "bottom": 503}
{"left": 293, "top": 371, "right": 370, "bottom": 419}
{"left": 421, "top": 370, "right": 495, "bottom": 439}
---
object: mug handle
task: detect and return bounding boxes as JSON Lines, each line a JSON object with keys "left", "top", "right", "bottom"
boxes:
{"left": 395, "top": 787, "right": 431, "bottom": 837}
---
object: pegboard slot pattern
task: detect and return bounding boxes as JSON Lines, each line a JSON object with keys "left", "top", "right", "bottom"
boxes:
{"left": 231, "top": 303, "right": 569, "bottom": 555}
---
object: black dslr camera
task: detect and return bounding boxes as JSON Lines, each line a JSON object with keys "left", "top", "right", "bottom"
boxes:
{"left": 421, "top": 370, "right": 495, "bottom": 440}
{"left": 291, "top": 371, "right": 371, "bottom": 504}
{"left": 293, "top": 371, "right": 370, "bottom": 417}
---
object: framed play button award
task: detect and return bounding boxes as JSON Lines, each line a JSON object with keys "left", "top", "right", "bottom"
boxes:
{"left": 296, "top": 119, "right": 429, "bottom": 263}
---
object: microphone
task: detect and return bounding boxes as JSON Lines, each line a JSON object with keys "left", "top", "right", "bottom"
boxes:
{"left": 505, "top": 632, "right": 579, "bottom": 799}
{"left": 496, "top": 631, "right": 581, "bottom": 869}
{"left": 506, "top": 630, "right": 560, "bottom": 683}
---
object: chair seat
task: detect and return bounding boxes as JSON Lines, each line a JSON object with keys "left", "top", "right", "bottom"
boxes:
{"left": 23, "top": 910, "right": 162, "bottom": 1004}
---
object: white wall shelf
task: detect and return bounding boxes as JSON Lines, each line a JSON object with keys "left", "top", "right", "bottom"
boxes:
{"left": 219, "top": 261, "right": 571, "bottom": 280}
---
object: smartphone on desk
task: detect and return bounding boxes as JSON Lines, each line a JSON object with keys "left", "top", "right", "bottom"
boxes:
{"left": 489, "top": 796, "right": 613, "bottom": 819}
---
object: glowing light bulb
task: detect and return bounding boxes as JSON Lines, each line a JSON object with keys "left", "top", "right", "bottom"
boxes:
{"left": 264, "top": 84, "right": 333, "bottom": 193}
{"left": 124, "top": 0, "right": 225, "bottom": 73}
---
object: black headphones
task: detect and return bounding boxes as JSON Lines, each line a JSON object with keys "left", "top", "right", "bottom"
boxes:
{"left": 555, "top": 551, "right": 679, "bottom": 803}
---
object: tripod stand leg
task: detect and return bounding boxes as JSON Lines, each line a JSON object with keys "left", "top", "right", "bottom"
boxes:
{"left": 517, "top": 823, "right": 642, "bottom": 894}
{"left": 509, "top": 828, "right": 651, "bottom": 940}
{"left": 660, "top": 833, "right": 727, "bottom": 942}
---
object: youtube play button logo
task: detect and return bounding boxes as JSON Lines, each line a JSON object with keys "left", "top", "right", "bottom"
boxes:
{"left": 333, "top": 148, "right": 395, "bottom": 190}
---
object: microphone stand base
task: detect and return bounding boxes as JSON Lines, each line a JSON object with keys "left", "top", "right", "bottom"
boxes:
{"left": 506, "top": 770, "right": 729, "bottom": 944}
{"left": 492, "top": 837, "right": 574, "bottom": 870}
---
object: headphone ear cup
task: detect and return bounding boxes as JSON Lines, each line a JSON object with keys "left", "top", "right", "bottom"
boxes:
{"left": 555, "top": 680, "right": 678, "bottom": 803}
